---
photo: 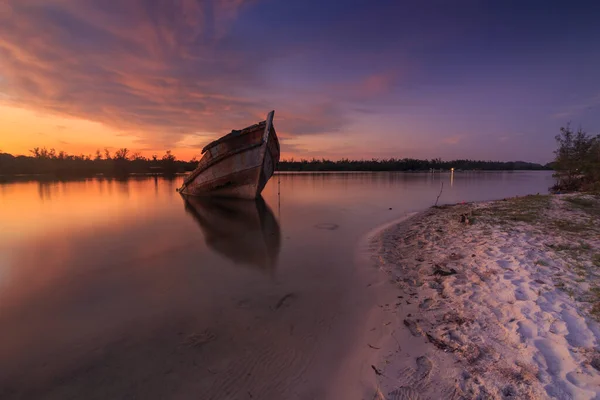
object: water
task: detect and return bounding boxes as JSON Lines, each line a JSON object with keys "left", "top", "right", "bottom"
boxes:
{"left": 0, "top": 171, "right": 554, "bottom": 399}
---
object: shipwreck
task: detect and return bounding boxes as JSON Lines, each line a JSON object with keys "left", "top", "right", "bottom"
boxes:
{"left": 178, "top": 111, "right": 280, "bottom": 199}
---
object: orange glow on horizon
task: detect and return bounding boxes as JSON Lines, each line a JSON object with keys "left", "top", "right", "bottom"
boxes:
{"left": 0, "top": 104, "right": 318, "bottom": 161}
{"left": 0, "top": 104, "right": 421, "bottom": 162}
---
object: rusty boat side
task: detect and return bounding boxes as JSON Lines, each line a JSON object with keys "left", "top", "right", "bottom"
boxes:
{"left": 178, "top": 111, "right": 280, "bottom": 199}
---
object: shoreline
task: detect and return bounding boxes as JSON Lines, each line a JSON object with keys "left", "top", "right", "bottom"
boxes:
{"left": 364, "top": 194, "right": 600, "bottom": 399}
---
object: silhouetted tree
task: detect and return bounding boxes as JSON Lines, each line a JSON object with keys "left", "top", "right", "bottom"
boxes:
{"left": 161, "top": 150, "right": 177, "bottom": 174}
{"left": 114, "top": 148, "right": 130, "bottom": 160}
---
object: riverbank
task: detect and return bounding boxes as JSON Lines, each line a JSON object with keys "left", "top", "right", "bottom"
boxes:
{"left": 368, "top": 194, "right": 600, "bottom": 399}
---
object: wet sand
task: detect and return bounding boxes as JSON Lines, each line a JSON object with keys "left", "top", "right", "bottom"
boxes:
{"left": 367, "top": 194, "right": 600, "bottom": 399}
{"left": 0, "top": 240, "right": 381, "bottom": 399}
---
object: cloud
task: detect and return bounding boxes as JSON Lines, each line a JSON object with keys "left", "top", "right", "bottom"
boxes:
{"left": 552, "top": 93, "right": 600, "bottom": 120}
{"left": 358, "top": 72, "right": 398, "bottom": 98}
{"left": 0, "top": 0, "right": 397, "bottom": 151}
{"left": 0, "top": 0, "right": 271, "bottom": 147}
{"left": 276, "top": 102, "right": 349, "bottom": 135}
{"left": 442, "top": 134, "right": 466, "bottom": 145}
{"left": 326, "top": 71, "right": 399, "bottom": 103}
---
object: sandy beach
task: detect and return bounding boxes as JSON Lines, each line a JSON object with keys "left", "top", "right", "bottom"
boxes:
{"left": 365, "top": 194, "right": 600, "bottom": 399}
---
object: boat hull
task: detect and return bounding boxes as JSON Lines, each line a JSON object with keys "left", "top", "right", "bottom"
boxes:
{"left": 179, "top": 111, "right": 279, "bottom": 199}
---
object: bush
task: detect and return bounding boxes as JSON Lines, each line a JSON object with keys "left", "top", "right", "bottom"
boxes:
{"left": 551, "top": 125, "right": 600, "bottom": 192}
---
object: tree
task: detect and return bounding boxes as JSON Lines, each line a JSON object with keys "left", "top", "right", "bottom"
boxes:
{"left": 131, "top": 152, "right": 145, "bottom": 161}
{"left": 161, "top": 150, "right": 177, "bottom": 174}
{"left": 162, "top": 150, "right": 176, "bottom": 162}
{"left": 114, "top": 148, "right": 130, "bottom": 160}
{"left": 553, "top": 124, "right": 600, "bottom": 192}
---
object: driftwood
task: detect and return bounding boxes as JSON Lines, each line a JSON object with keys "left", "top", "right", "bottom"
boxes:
{"left": 275, "top": 293, "right": 296, "bottom": 309}
{"left": 426, "top": 333, "right": 455, "bottom": 352}
{"left": 371, "top": 365, "right": 383, "bottom": 376}
{"left": 433, "top": 266, "right": 457, "bottom": 276}
{"left": 434, "top": 182, "right": 444, "bottom": 206}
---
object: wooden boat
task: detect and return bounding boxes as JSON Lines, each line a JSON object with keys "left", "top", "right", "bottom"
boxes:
{"left": 178, "top": 110, "right": 280, "bottom": 199}
{"left": 182, "top": 195, "right": 281, "bottom": 271}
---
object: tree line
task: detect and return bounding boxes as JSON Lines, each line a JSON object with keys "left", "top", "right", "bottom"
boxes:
{"left": 0, "top": 147, "right": 196, "bottom": 177}
{"left": 277, "top": 158, "right": 549, "bottom": 172}
{"left": 0, "top": 147, "right": 550, "bottom": 177}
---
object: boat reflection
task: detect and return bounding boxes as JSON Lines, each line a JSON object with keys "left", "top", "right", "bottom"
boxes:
{"left": 183, "top": 196, "right": 281, "bottom": 271}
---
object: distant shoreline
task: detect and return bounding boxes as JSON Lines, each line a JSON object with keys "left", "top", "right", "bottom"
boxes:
{"left": 1, "top": 150, "right": 551, "bottom": 176}
{"left": 0, "top": 169, "right": 552, "bottom": 182}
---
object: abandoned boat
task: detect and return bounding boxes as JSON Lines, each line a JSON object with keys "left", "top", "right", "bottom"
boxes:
{"left": 178, "top": 110, "right": 280, "bottom": 199}
{"left": 183, "top": 195, "right": 281, "bottom": 271}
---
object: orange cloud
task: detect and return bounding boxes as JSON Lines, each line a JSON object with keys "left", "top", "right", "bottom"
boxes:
{"left": 0, "top": 1, "right": 405, "bottom": 159}
{"left": 359, "top": 71, "right": 398, "bottom": 97}
{"left": 442, "top": 134, "right": 467, "bottom": 145}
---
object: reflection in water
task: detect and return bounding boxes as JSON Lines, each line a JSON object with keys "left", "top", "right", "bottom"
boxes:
{"left": 183, "top": 195, "right": 281, "bottom": 271}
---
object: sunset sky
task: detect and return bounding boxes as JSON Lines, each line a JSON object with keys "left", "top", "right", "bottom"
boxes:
{"left": 0, "top": 1, "right": 599, "bottom": 163}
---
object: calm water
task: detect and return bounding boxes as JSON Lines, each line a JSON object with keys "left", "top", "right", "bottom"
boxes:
{"left": 0, "top": 171, "right": 554, "bottom": 399}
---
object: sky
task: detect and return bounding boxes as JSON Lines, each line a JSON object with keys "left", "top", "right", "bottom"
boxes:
{"left": 0, "top": 0, "right": 599, "bottom": 163}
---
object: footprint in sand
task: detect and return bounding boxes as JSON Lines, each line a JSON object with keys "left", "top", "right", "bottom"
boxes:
{"left": 517, "top": 320, "right": 537, "bottom": 341}
{"left": 534, "top": 339, "right": 581, "bottom": 398}
{"left": 419, "top": 298, "right": 435, "bottom": 310}
{"left": 513, "top": 285, "right": 533, "bottom": 301}
{"left": 403, "top": 319, "right": 423, "bottom": 337}
{"left": 495, "top": 285, "right": 517, "bottom": 304}
{"left": 496, "top": 260, "right": 513, "bottom": 269}
{"left": 561, "top": 309, "right": 595, "bottom": 348}
{"left": 415, "top": 356, "right": 433, "bottom": 381}
{"left": 387, "top": 356, "right": 433, "bottom": 400}
{"left": 387, "top": 387, "right": 422, "bottom": 400}
{"left": 549, "top": 319, "right": 567, "bottom": 335}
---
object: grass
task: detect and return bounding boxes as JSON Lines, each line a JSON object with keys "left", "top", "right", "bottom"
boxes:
{"left": 550, "top": 242, "right": 593, "bottom": 265}
{"left": 535, "top": 260, "right": 549, "bottom": 266}
{"left": 565, "top": 196, "right": 596, "bottom": 208}
{"left": 591, "top": 287, "right": 600, "bottom": 320}
{"left": 553, "top": 219, "right": 591, "bottom": 233}
{"left": 483, "top": 195, "right": 551, "bottom": 224}
{"left": 592, "top": 303, "right": 600, "bottom": 320}
{"left": 593, "top": 254, "right": 600, "bottom": 267}
{"left": 575, "top": 264, "right": 587, "bottom": 277}
{"left": 553, "top": 244, "right": 575, "bottom": 251}
{"left": 564, "top": 195, "right": 600, "bottom": 217}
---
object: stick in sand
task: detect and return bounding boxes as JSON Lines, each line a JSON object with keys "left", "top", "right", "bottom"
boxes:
{"left": 434, "top": 182, "right": 444, "bottom": 206}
